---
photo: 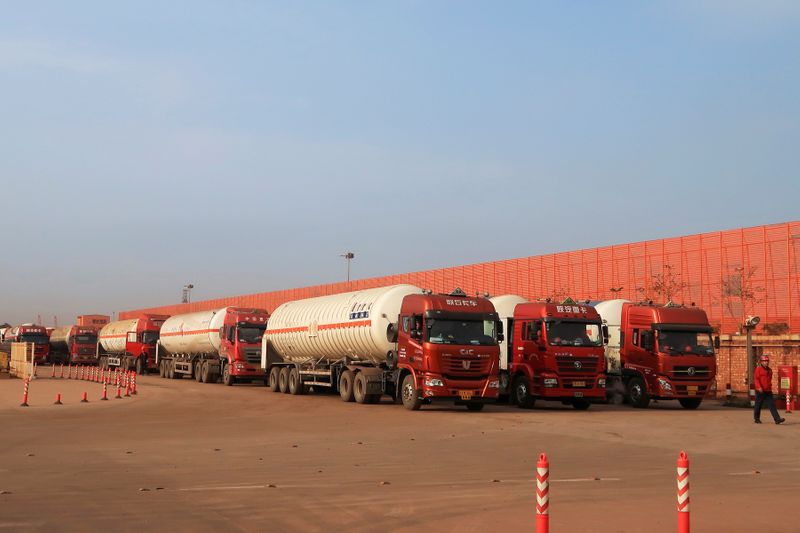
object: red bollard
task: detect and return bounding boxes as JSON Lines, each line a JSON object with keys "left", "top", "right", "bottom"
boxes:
{"left": 68, "top": 364, "right": 72, "bottom": 379}
{"left": 60, "top": 363, "right": 64, "bottom": 379}
{"left": 20, "top": 378, "right": 30, "bottom": 407}
{"left": 749, "top": 384, "right": 756, "bottom": 407}
{"left": 51, "top": 364, "right": 56, "bottom": 378}
{"left": 101, "top": 381, "right": 108, "bottom": 401}
{"left": 131, "top": 373, "right": 137, "bottom": 395}
{"left": 786, "top": 394, "right": 793, "bottom": 414}
{"left": 677, "top": 451, "right": 690, "bottom": 533}
{"left": 54, "top": 393, "right": 62, "bottom": 405}
{"left": 536, "top": 453, "right": 549, "bottom": 533}
{"left": 125, "top": 383, "right": 131, "bottom": 397}
{"left": 116, "top": 384, "right": 122, "bottom": 399}
{"left": 81, "top": 391, "right": 88, "bottom": 403}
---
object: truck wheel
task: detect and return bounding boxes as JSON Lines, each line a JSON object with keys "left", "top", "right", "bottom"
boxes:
{"left": 278, "top": 366, "right": 290, "bottom": 393}
{"left": 513, "top": 376, "right": 535, "bottom": 409}
{"left": 401, "top": 374, "right": 422, "bottom": 411}
{"left": 679, "top": 398, "right": 702, "bottom": 410}
{"left": 339, "top": 370, "right": 355, "bottom": 402}
{"left": 465, "top": 402, "right": 484, "bottom": 411}
{"left": 626, "top": 376, "right": 650, "bottom": 408}
{"left": 268, "top": 367, "right": 280, "bottom": 392}
{"left": 194, "top": 361, "right": 202, "bottom": 382}
{"left": 200, "top": 361, "right": 210, "bottom": 383}
{"left": 354, "top": 373, "right": 371, "bottom": 404}
{"left": 135, "top": 357, "right": 145, "bottom": 375}
{"left": 288, "top": 368, "right": 304, "bottom": 395}
{"left": 166, "top": 361, "right": 174, "bottom": 379}
{"left": 572, "top": 399, "right": 591, "bottom": 410}
{"left": 158, "top": 360, "right": 165, "bottom": 378}
{"left": 223, "top": 364, "right": 235, "bottom": 386}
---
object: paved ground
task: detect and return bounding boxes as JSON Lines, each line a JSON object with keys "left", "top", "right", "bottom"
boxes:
{"left": 1, "top": 369, "right": 799, "bottom": 532}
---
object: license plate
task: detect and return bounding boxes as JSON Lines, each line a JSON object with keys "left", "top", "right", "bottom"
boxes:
{"left": 573, "top": 392, "right": 584, "bottom": 398}
{"left": 573, "top": 381, "right": 585, "bottom": 388}
{"left": 687, "top": 386, "right": 698, "bottom": 396}
{"left": 459, "top": 391, "right": 474, "bottom": 401}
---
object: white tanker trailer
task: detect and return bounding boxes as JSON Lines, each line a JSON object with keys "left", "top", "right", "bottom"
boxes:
{"left": 156, "top": 306, "right": 269, "bottom": 386}
{"left": 262, "top": 285, "right": 502, "bottom": 411}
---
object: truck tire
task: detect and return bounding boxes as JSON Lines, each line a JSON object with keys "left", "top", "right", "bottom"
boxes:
{"left": 465, "top": 402, "right": 484, "bottom": 411}
{"left": 268, "top": 367, "right": 280, "bottom": 392}
{"left": 679, "top": 398, "right": 702, "bottom": 410}
{"left": 401, "top": 374, "right": 422, "bottom": 411}
{"left": 135, "top": 357, "right": 145, "bottom": 375}
{"left": 339, "top": 370, "right": 355, "bottom": 402}
{"left": 513, "top": 375, "right": 535, "bottom": 409}
{"left": 158, "top": 360, "right": 165, "bottom": 378}
{"left": 223, "top": 364, "right": 235, "bottom": 386}
{"left": 166, "top": 361, "right": 174, "bottom": 379}
{"left": 626, "top": 376, "right": 650, "bottom": 408}
{"left": 194, "top": 361, "right": 202, "bottom": 382}
{"left": 572, "top": 399, "right": 591, "bottom": 410}
{"left": 354, "top": 372, "right": 371, "bottom": 404}
{"left": 288, "top": 368, "right": 304, "bottom": 395}
{"left": 278, "top": 366, "right": 290, "bottom": 393}
{"left": 200, "top": 361, "right": 210, "bottom": 383}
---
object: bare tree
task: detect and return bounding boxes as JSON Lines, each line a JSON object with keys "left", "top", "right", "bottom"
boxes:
{"left": 649, "top": 264, "right": 688, "bottom": 302}
{"left": 721, "top": 265, "right": 765, "bottom": 322}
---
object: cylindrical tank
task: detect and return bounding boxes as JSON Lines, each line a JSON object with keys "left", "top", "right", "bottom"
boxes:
{"left": 592, "top": 299, "right": 630, "bottom": 374}
{"left": 49, "top": 326, "right": 74, "bottom": 351}
{"left": 489, "top": 295, "right": 528, "bottom": 370}
{"left": 98, "top": 319, "right": 139, "bottom": 354}
{"left": 159, "top": 309, "right": 224, "bottom": 355}
{"left": 264, "top": 284, "right": 422, "bottom": 365}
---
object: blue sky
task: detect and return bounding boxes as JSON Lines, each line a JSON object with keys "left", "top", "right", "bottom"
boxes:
{"left": 1, "top": 1, "right": 798, "bottom": 325}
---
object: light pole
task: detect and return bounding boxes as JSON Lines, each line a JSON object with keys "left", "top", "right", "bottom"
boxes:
{"left": 182, "top": 284, "right": 194, "bottom": 304}
{"left": 744, "top": 315, "right": 760, "bottom": 394}
{"left": 340, "top": 252, "right": 354, "bottom": 282}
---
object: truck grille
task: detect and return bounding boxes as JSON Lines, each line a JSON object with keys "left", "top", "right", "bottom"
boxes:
{"left": 556, "top": 355, "right": 600, "bottom": 374}
{"left": 441, "top": 353, "right": 491, "bottom": 377}
{"left": 670, "top": 366, "right": 711, "bottom": 381}
{"left": 244, "top": 348, "right": 262, "bottom": 365}
{"left": 78, "top": 347, "right": 95, "bottom": 356}
{"left": 675, "top": 384, "right": 708, "bottom": 395}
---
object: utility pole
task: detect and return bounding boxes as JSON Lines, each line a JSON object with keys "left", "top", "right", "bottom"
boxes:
{"left": 182, "top": 284, "right": 194, "bottom": 304}
{"left": 340, "top": 252, "right": 355, "bottom": 282}
{"left": 744, "top": 315, "right": 760, "bottom": 394}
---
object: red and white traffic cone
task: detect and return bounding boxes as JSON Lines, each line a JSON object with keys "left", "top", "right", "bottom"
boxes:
{"left": 677, "top": 451, "right": 690, "bottom": 533}
{"left": 51, "top": 364, "right": 56, "bottom": 378}
{"left": 116, "top": 383, "right": 122, "bottom": 399}
{"left": 536, "top": 452, "right": 549, "bottom": 533}
{"left": 786, "top": 395, "right": 793, "bottom": 414}
{"left": 68, "top": 364, "right": 72, "bottom": 379}
{"left": 60, "top": 363, "right": 64, "bottom": 379}
{"left": 81, "top": 391, "right": 88, "bottom": 403}
{"left": 54, "top": 393, "right": 62, "bottom": 405}
{"left": 749, "top": 384, "right": 756, "bottom": 407}
{"left": 33, "top": 363, "right": 38, "bottom": 378}
{"left": 20, "top": 378, "right": 30, "bottom": 407}
{"left": 125, "top": 382, "right": 131, "bottom": 397}
{"left": 131, "top": 373, "right": 137, "bottom": 395}
{"left": 101, "top": 381, "right": 108, "bottom": 401}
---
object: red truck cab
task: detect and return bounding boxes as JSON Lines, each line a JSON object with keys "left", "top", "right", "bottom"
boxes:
{"left": 69, "top": 327, "right": 99, "bottom": 365}
{"left": 492, "top": 296, "right": 606, "bottom": 410}
{"left": 128, "top": 314, "right": 168, "bottom": 373}
{"left": 595, "top": 300, "right": 717, "bottom": 409}
{"left": 6, "top": 325, "right": 50, "bottom": 364}
{"left": 218, "top": 308, "right": 269, "bottom": 384}
{"left": 396, "top": 289, "right": 501, "bottom": 410}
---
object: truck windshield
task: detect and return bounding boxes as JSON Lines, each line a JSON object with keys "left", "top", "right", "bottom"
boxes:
{"left": 657, "top": 330, "right": 714, "bottom": 355}
{"left": 426, "top": 319, "right": 497, "bottom": 346}
{"left": 20, "top": 334, "right": 49, "bottom": 345}
{"left": 545, "top": 321, "right": 602, "bottom": 347}
{"left": 75, "top": 334, "right": 97, "bottom": 344}
{"left": 142, "top": 331, "right": 160, "bottom": 345}
{"left": 238, "top": 326, "right": 266, "bottom": 344}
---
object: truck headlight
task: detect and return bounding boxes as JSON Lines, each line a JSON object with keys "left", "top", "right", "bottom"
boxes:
{"left": 488, "top": 380, "right": 500, "bottom": 388}
{"left": 658, "top": 379, "right": 673, "bottom": 392}
{"left": 598, "top": 378, "right": 606, "bottom": 388}
{"left": 424, "top": 378, "right": 444, "bottom": 387}
{"left": 544, "top": 378, "right": 558, "bottom": 387}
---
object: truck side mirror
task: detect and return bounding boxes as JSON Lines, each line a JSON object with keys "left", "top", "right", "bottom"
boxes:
{"left": 602, "top": 325, "right": 609, "bottom": 345}
{"left": 714, "top": 335, "right": 720, "bottom": 349}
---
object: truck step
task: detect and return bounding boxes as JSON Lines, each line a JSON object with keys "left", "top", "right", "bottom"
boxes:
{"left": 299, "top": 370, "right": 333, "bottom": 376}
{"left": 304, "top": 381, "right": 332, "bottom": 387}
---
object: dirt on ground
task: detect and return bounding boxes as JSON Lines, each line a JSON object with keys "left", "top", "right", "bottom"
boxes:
{"left": 1, "top": 369, "right": 798, "bottom": 532}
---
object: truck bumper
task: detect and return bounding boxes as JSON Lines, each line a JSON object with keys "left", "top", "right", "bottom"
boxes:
{"left": 419, "top": 372, "right": 500, "bottom": 402}
{"left": 651, "top": 376, "right": 712, "bottom": 400}
{"left": 230, "top": 362, "right": 266, "bottom": 378}
{"left": 537, "top": 375, "right": 606, "bottom": 400}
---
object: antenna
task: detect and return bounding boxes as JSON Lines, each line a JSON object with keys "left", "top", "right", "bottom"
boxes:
{"left": 182, "top": 284, "right": 194, "bottom": 304}
{"left": 340, "top": 252, "right": 355, "bottom": 282}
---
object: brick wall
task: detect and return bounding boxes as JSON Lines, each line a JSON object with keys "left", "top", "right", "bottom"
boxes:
{"left": 714, "top": 334, "right": 800, "bottom": 398}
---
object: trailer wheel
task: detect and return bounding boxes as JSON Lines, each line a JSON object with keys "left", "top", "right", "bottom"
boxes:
{"left": 401, "top": 374, "right": 422, "bottom": 411}
{"left": 354, "top": 373, "right": 371, "bottom": 404}
{"left": 512, "top": 376, "right": 535, "bottom": 409}
{"left": 223, "top": 364, "right": 235, "bottom": 386}
{"left": 166, "top": 361, "right": 174, "bottom": 379}
{"left": 268, "top": 367, "right": 280, "bottom": 392}
{"left": 200, "top": 361, "right": 210, "bottom": 383}
{"left": 572, "top": 399, "right": 591, "bottom": 410}
{"left": 158, "top": 360, "right": 165, "bottom": 378}
{"left": 626, "top": 376, "right": 650, "bottom": 408}
{"left": 278, "top": 366, "right": 290, "bottom": 393}
{"left": 465, "top": 402, "right": 484, "bottom": 411}
{"left": 194, "top": 361, "right": 202, "bottom": 382}
{"left": 678, "top": 398, "right": 702, "bottom": 410}
{"left": 339, "top": 370, "right": 355, "bottom": 402}
{"left": 288, "top": 368, "right": 304, "bottom": 395}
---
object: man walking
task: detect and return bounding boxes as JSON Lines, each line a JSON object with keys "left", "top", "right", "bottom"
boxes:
{"left": 754, "top": 354, "right": 786, "bottom": 425}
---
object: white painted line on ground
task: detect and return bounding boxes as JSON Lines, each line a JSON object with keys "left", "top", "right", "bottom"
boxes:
{"left": 177, "top": 484, "right": 268, "bottom": 492}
